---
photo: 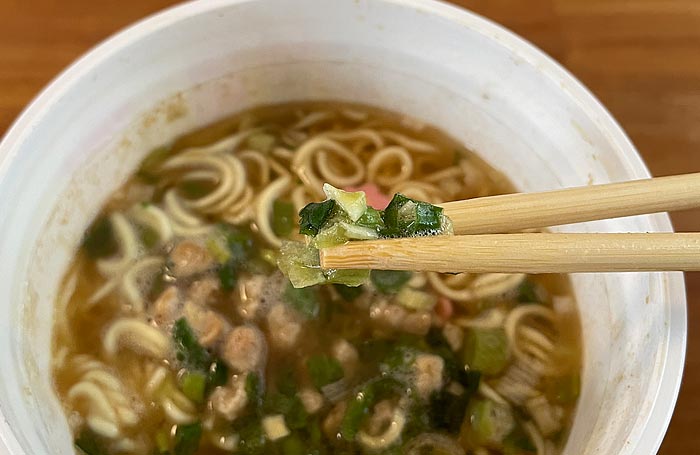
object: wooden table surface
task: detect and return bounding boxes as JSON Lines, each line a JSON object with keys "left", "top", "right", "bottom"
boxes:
{"left": 1, "top": 0, "right": 698, "bottom": 453}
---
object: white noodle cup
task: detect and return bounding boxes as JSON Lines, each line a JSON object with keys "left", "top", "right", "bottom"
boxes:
{"left": 0, "top": 1, "right": 685, "bottom": 454}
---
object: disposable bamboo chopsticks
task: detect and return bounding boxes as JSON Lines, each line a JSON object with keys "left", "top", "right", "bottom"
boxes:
{"left": 319, "top": 233, "right": 700, "bottom": 273}
{"left": 439, "top": 172, "right": 700, "bottom": 234}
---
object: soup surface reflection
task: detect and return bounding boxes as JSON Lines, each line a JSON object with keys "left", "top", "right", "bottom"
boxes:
{"left": 52, "top": 103, "right": 581, "bottom": 455}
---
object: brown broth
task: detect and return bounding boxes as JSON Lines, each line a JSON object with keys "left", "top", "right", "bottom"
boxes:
{"left": 53, "top": 102, "right": 581, "bottom": 455}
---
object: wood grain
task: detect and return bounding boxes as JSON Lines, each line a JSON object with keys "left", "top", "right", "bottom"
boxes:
{"left": 322, "top": 233, "right": 700, "bottom": 273}
{"left": 0, "top": 0, "right": 698, "bottom": 452}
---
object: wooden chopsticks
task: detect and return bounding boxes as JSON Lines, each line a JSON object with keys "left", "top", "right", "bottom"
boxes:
{"left": 319, "top": 173, "right": 700, "bottom": 273}
{"left": 320, "top": 233, "right": 700, "bottom": 273}
{"left": 439, "top": 172, "right": 700, "bottom": 234}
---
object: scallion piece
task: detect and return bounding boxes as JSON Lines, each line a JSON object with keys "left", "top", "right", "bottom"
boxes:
{"left": 224, "top": 225, "right": 254, "bottom": 264}
{"left": 74, "top": 428, "right": 108, "bottom": 455}
{"left": 154, "top": 428, "right": 171, "bottom": 454}
{"left": 237, "top": 417, "right": 267, "bottom": 454}
{"left": 382, "top": 193, "right": 444, "bottom": 237}
{"left": 273, "top": 200, "right": 296, "bottom": 237}
{"left": 82, "top": 216, "right": 118, "bottom": 259}
{"left": 207, "top": 359, "right": 229, "bottom": 390}
{"left": 181, "top": 371, "right": 207, "bottom": 404}
{"left": 340, "top": 391, "right": 371, "bottom": 441}
{"left": 339, "top": 377, "right": 404, "bottom": 441}
{"left": 283, "top": 282, "right": 320, "bottom": 319}
{"left": 333, "top": 283, "right": 364, "bottom": 302}
{"left": 299, "top": 200, "right": 336, "bottom": 236}
{"left": 306, "top": 355, "right": 344, "bottom": 389}
{"left": 322, "top": 183, "right": 367, "bottom": 222}
{"left": 503, "top": 424, "right": 538, "bottom": 454}
{"left": 356, "top": 206, "right": 384, "bottom": 231}
{"left": 463, "top": 328, "right": 510, "bottom": 376}
{"left": 218, "top": 259, "right": 238, "bottom": 291}
{"left": 281, "top": 433, "right": 305, "bottom": 455}
{"left": 465, "top": 399, "right": 515, "bottom": 447}
{"left": 172, "top": 319, "right": 229, "bottom": 401}
{"left": 173, "top": 422, "right": 202, "bottom": 455}
{"left": 370, "top": 269, "right": 412, "bottom": 294}
{"left": 245, "top": 372, "right": 263, "bottom": 415}
{"left": 277, "top": 241, "right": 325, "bottom": 288}
{"left": 173, "top": 318, "right": 211, "bottom": 371}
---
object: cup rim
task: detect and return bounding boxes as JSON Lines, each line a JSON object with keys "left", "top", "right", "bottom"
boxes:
{"left": 0, "top": 1, "right": 687, "bottom": 454}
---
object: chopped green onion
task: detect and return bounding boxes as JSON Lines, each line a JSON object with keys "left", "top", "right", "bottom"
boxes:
{"left": 260, "top": 248, "right": 278, "bottom": 267}
{"left": 283, "top": 190, "right": 453, "bottom": 289}
{"left": 277, "top": 241, "right": 325, "bottom": 288}
{"left": 137, "top": 224, "right": 160, "bottom": 249}
{"left": 147, "top": 272, "right": 168, "bottom": 302}
{"left": 205, "top": 236, "right": 231, "bottom": 264}
{"left": 340, "top": 391, "right": 371, "bottom": 442}
{"left": 173, "top": 422, "right": 202, "bottom": 455}
{"left": 312, "top": 223, "right": 348, "bottom": 249}
{"left": 281, "top": 432, "right": 305, "bottom": 455}
{"left": 382, "top": 193, "right": 410, "bottom": 237}
{"left": 306, "top": 355, "right": 344, "bottom": 389}
{"left": 339, "top": 377, "right": 404, "bottom": 441}
{"left": 173, "top": 318, "right": 211, "bottom": 372}
{"left": 237, "top": 415, "right": 268, "bottom": 455}
{"left": 457, "top": 369, "right": 481, "bottom": 395}
{"left": 264, "top": 393, "right": 308, "bottom": 431}
{"left": 356, "top": 206, "right": 385, "bottom": 231}
{"left": 503, "top": 424, "right": 537, "bottom": 455}
{"left": 333, "top": 284, "right": 364, "bottom": 302}
{"left": 324, "top": 268, "right": 370, "bottom": 287}
{"left": 218, "top": 259, "right": 238, "bottom": 291}
{"left": 415, "top": 200, "right": 443, "bottom": 232}
{"left": 465, "top": 399, "right": 515, "bottom": 447}
{"left": 322, "top": 183, "right": 367, "bottom": 222}
{"left": 82, "top": 216, "right": 118, "bottom": 259}
{"left": 463, "top": 328, "right": 510, "bottom": 376}
{"left": 155, "top": 428, "right": 171, "bottom": 454}
{"left": 429, "top": 368, "right": 480, "bottom": 432}
{"left": 338, "top": 221, "right": 380, "bottom": 240}
{"left": 245, "top": 372, "right": 264, "bottom": 415}
{"left": 299, "top": 200, "right": 336, "bottom": 236}
{"left": 207, "top": 359, "right": 229, "bottom": 390}
{"left": 172, "top": 318, "right": 228, "bottom": 400}
{"left": 74, "top": 428, "right": 108, "bottom": 455}
{"left": 518, "top": 279, "right": 541, "bottom": 303}
{"left": 380, "top": 345, "right": 418, "bottom": 373}
{"left": 425, "top": 327, "right": 461, "bottom": 379}
{"left": 370, "top": 269, "right": 412, "bottom": 294}
{"left": 273, "top": 200, "right": 296, "bottom": 237}
{"left": 429, "top": 388, "right": 470, "bottom": 433}
{"left": 223, "top": 225, "right": 254, "bottom": 264}
{"left": 382, "top": 193, "right": 444, "bottom": 237}
{"left": 210, "top": 225, "right": 258, "bottom": 290}
{"left": 395, "top": 287, "right": 437, "bottom": 311}
{"left": 275, "top": 365, "right": 298, "bottom": 396}
{"left": 309, "top": 419, "right": 323, "bottom": 447}
{"left": 285, "top": 398, "right": 309, "bottom": 430}
{"left": 181, "top": 371, "right": 207, "bottom": 404}
{"left": 283, "top": 282, "right": 320, "bottom": 319}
